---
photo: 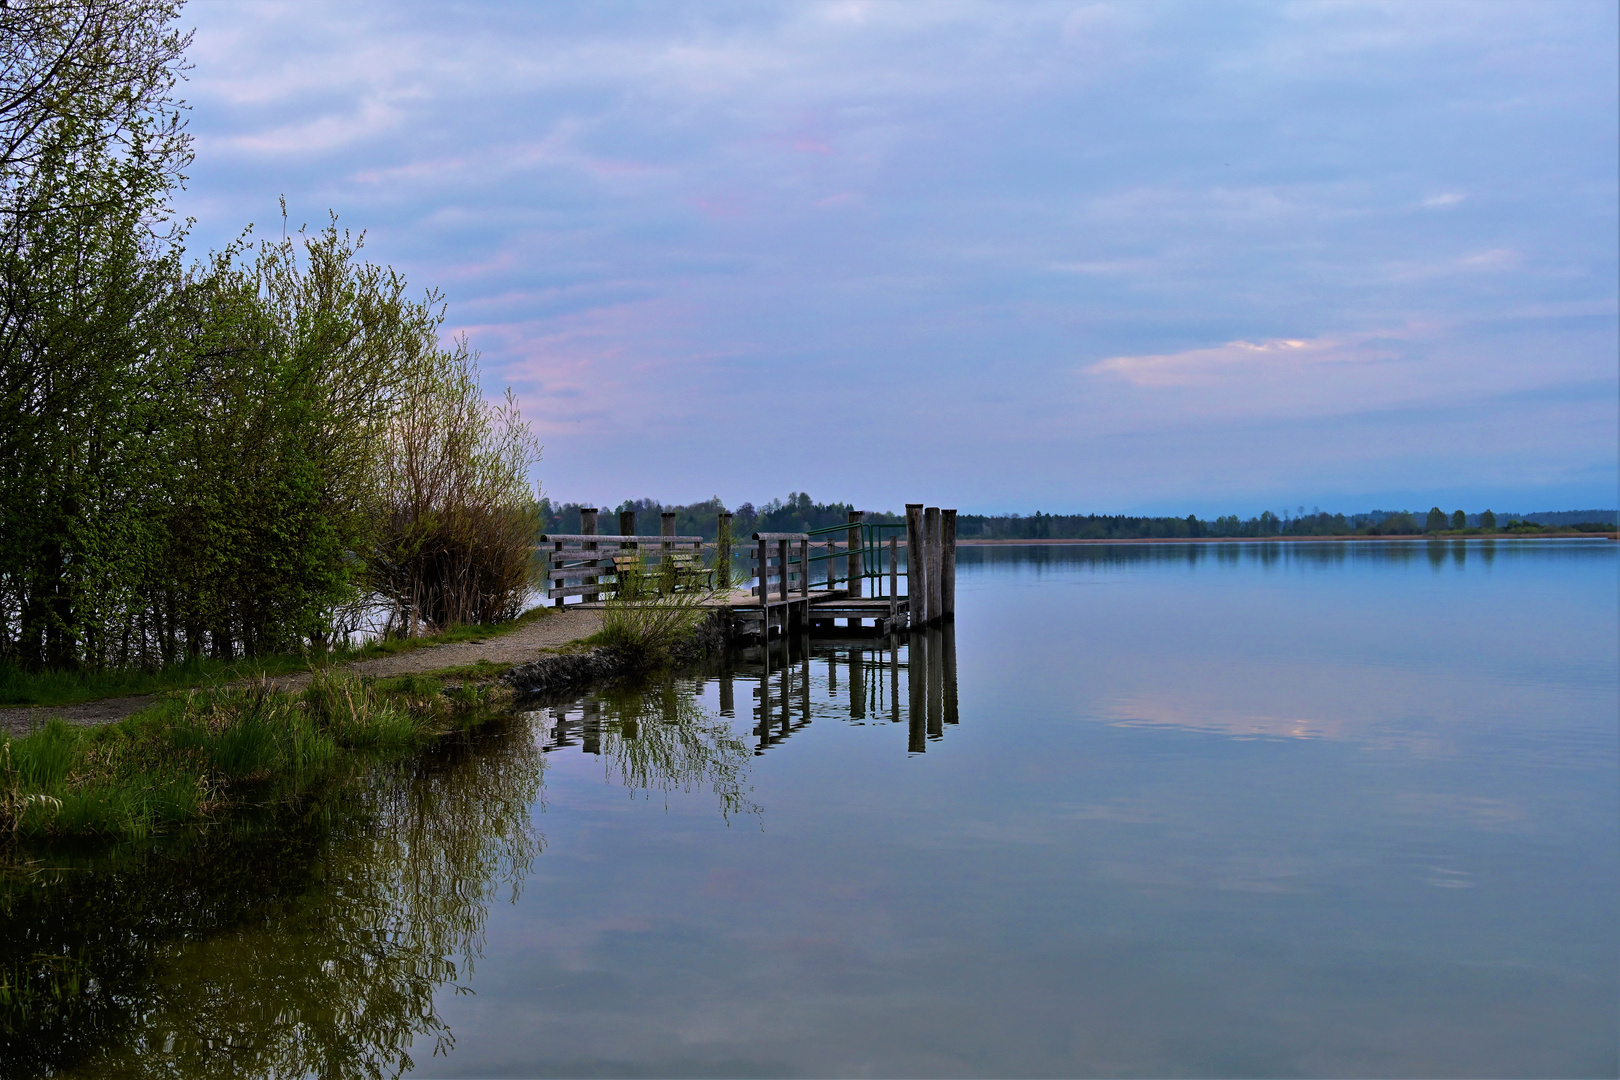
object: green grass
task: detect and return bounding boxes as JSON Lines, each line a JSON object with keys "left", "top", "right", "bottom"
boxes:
{"left": 0, "top": 607, "right": 552, "bottom": 708}
{"left": 0, "top": 670, "right": 511, "bottom": 842}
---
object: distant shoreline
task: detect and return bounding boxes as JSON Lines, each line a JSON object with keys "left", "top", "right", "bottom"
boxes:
{"left": 953, "top": 533, "right": 1618, "bottom": 546}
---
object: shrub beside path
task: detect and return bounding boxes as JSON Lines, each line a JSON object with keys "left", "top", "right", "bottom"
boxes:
{"left": 0, "top": 608, "right": 603, "bottom": 737}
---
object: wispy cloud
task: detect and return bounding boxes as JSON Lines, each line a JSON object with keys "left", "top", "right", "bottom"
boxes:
{"left": 174, "top": 0, "right": 1619, "bottom": 511}
{"left": 1086, "top": 333, "right": 1396, "bottom": 389}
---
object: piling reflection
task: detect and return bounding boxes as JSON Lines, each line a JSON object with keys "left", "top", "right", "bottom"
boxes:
{"left": 727, "top": 624, "right": 960, "bottom": 756}
{"left": 0, "top": 718, "right": 543, "bottom": 1079}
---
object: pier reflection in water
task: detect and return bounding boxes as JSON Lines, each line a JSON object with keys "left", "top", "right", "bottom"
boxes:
{"left": 532, "top": 626, "right": 960, "bottom": 764}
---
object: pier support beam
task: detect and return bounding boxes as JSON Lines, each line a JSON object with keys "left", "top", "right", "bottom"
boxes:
{"left": 941, "top": 509, "right": 956, "bottom": 621}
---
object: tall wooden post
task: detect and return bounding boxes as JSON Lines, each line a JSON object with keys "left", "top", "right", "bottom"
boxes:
{"left": 847, "top": 510, "right": 864, "bottom": 598}
{"left": 925, "top": 506, "right": 942, "bottom": 627}
{"left": 661, "top": 511, "right": 675, "bottom": 536}
{"left": 580, "top": 508, "right": 599, "bottom": 603}
{"left": 777, "top": 538, "right": 789, "bottom": 601}
{"left": 941, "top": 509, "right": 957, "bottom": 620}
{"left": 798, "top": 538, "right": 809, "bottom": 597}
{"left": 717, "top": 512, "right": 733, "bottom": 591}
{"left": 619, "top": 509, "right": 636, "bottom": 537}
{"left": 825, "top": 538, "right": 837, "bottom": 589}
{"left": 905, "top": 504, "right": 926, "bottom": 625}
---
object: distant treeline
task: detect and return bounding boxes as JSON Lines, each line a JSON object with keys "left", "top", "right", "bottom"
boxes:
{"left": 541, "top": 496, "right": 1617, "bottom": 543}
{"left": 960, "top": 507, "right": 1617, "bottom": 539}
{"left": 540, "top": 493, "right": 900, "bottom": 540}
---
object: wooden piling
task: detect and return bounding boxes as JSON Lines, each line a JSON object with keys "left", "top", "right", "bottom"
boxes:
{"left": 905, "top": 504, "right": 926, "bottom": 625}
{"left": 619, "top": 509, "right": 636, "bottom": 537}
{"left": 580, "top": 508, "right": 599, "bottom": 603}
{"left": 941, "top": 509, "right": 957, "bottom": 620}
{"left": 925, "top": 507, "right": 942, "bottom": 626}
{"left": 847, "top": 510, "right": 864, "bottom": 598}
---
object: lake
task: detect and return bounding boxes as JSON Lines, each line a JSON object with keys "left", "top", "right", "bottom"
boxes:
{"left": 6, "top": 539, "right": 1617, "bottom": 1078}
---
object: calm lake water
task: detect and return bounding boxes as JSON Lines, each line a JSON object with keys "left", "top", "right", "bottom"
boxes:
{"left": 6, "top": 539, "right": 1617, "bottom": 1078}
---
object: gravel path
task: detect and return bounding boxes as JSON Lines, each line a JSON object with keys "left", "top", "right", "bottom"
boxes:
{"left": 0, "top": 608, "right": 603, "bottom": 737}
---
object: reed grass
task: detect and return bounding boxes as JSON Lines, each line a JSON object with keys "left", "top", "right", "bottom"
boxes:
{"left": 590, "top": 552, "right": 726, "bottom": 670}
{"left": 0, "top": 670, "right": 508, "bottom": 842}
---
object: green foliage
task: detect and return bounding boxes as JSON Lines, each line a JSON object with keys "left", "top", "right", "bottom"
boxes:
{"left": 370, "top": 343, "right": 542, "bottom": 635}
{"left": 0, "top": 3, "right": 543, "bottom": 673}
{"left": 1425, "top": 507, "right": 1448, "bottom": 533}
{"left": 1451, "top": 509, "right": 1467, "bottom": 530}
{"left": 0, "top": 672, "right": 506, "bottom": 842}
{"left": 1482, "top": 509, "right": 1498, "bottom": 530}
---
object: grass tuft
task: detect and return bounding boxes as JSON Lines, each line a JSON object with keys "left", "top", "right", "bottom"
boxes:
{"left": 0, "top": 671, "right": 507, "bottom": 843}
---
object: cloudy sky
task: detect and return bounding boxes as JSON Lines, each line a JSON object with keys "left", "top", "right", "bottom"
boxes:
{"left": 176, "top": 1, "right": 1617, "bottom": 516}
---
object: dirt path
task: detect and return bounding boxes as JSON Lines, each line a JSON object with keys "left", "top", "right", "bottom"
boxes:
{"left": 0, "top": 608, "right": 603, "bottom": 738}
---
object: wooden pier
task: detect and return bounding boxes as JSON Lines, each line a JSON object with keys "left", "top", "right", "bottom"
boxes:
{"left": 540, "top": 504, "right": 958, "bottom": 638}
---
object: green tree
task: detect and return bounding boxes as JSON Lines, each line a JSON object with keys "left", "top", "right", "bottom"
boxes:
{"left": 1451, "top": 509, "right": 1466, "bottom": 530}
{"left": 1481, "top": 509, "right": 1497, "bottom": 530}
{"left": 1425, "top": 507, "right": 1447, "bottom": 533}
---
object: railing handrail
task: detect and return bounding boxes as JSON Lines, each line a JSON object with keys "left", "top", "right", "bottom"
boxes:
{"left": 802, "top": 520, "right": 903, "bottom": 538}
{"left": 541, "top": 534, "right": 704, "bottom": 544}
{"left": 751, "top": 531, "right": 810, "bottom": 541}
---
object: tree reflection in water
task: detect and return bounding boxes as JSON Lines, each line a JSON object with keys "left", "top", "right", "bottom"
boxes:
{"left": 0, "top": 713, "right": 543, "bottom": 1079}
{"left": 528, "top": 678, "right": 761, "bottom": 822}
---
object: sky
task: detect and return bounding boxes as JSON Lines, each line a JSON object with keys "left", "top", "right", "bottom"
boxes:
{"left": 175, "top": 1, "right": 1618, "bottom": 517}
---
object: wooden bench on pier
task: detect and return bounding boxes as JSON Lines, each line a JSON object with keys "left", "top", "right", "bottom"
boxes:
{"left": 542, "top": 533, "right": 709, "bottom": 605}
